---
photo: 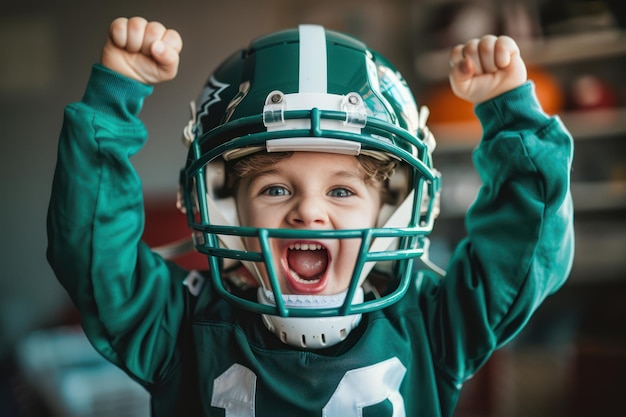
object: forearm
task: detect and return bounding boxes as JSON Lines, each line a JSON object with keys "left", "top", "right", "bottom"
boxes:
{"left": 431, "top": 83, "right": 574, "bottom": 381}
{"left": 48, "top": 65, "right": 151, "bottom": 297}
{"left": 461, "top": 82, "right": 573, "bottom": 329}
{"left": 468, "top": 81, "right": 574, "bottom": 304}
{"left": 46, "top": 65, "right": 188, "bottom": 384}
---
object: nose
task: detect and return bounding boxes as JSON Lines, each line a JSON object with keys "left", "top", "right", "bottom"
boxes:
{"left": 286, "top": 195, "right": 329, "bottom": 228}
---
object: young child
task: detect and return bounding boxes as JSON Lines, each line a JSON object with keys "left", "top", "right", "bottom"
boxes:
{"left": 47, "top": 16, "right": 574, "bottom": 416}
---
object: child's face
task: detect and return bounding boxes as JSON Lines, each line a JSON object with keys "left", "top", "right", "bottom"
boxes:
{"left": 235, "top": 152, "right": 383, "bottom": 296}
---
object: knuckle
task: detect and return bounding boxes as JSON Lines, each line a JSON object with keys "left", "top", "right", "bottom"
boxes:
{"left": 146, "top": 21, "right": 165, "bottom": 37}
{"left": 462, "top": 39, "right": 479, "bottom": 56}
{"left": 478, "top": 38, "right": 495, "bottom": 54}
{"left": 127, "top": 16, "right": 147, "bottom": 32}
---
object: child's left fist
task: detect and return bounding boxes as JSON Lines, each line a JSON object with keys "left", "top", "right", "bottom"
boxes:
{"left": 449, "top": 35, "right": 527, "bottom": 104}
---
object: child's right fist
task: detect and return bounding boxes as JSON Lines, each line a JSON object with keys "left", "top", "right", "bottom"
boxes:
{"left": 101, "top": 17, "right": 183, "bottom": 85}
{"left": 449, "top": 35, "right": 527, "bottom": 104}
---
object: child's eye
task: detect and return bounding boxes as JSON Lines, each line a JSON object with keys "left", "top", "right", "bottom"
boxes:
{"left": 263, "top": 185, "right": 290, "bottom": 197}
{"left": 328, "top": 188, "right": 353, "bottom": 198}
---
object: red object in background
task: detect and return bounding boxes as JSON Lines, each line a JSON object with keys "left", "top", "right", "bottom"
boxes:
{"left": 569, "top": 74, "right": 618, "bottom": 111}
{"left": 143, "top": 197, "right": 208, "bottom": 271}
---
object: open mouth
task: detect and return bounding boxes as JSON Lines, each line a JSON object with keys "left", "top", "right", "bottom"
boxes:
{"left": 282, "top": 241, "right": 330, "bottom": 293}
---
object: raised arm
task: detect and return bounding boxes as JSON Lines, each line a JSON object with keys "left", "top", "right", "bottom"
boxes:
{"left": 47, "top": 18, "right": 189, "bottom": 388}
{"left": 424, "top": 35, "right": 574, "bottom": 384}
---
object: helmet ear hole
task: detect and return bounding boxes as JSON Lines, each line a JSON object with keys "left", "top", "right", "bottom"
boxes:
{"left": 205, "top": 160, "right": 226, "bottom": 196}
{"left": 204, "top": 160, "right": 239, "bottom": 227}
{"left": 377, "top": 164, "right": 410, "bottom": 227}
{"left": 377, "top": 204, "right": 396, "bottom": 228}
{"left": 388, "top": 164, "right": 410, "bottom": 202}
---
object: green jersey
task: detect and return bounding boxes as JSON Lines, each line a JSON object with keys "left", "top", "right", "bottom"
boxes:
{"left": 47, "top": 64, "right": 574, "bottom": 416}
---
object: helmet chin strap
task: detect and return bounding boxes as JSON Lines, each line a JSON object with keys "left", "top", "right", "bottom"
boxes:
{"left": 258, "top": 287, "right": 364, "bottom": 349}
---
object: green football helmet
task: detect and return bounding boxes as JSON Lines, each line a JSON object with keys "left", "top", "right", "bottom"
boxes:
{"left": 179, "top": 24, "right": 440, "bottom": 349}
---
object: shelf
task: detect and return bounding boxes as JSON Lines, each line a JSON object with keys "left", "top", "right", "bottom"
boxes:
{"left": 437, "top": 180, "right": 626, "bottom": 221}
{"left": 430, "top": 107, "right": 626, "bottom": 153}
{"left": 430, "top": 121, "right": 481, "bottom": 152}
{"left": 523, "top": 29, "right": 626, "bottom": 66}
{"left": 571, "top": 181, "right": 626, "bottom": 212}
{"left": 560, "top": 107, "right": 626, "bottom": 140}
{"left": 415, "top": 28, "right": 626, "bottom": 82}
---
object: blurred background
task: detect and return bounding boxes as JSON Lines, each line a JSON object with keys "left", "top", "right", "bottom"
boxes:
{"left": 1, "top": 0, "right": 625, "bottom": 416}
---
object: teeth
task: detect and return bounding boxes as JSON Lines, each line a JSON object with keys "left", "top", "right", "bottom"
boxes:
{"left": 290, "top": 269, "right": 321, "bottom": 284}
{"left": 289, "top": 243, "right": 323, "bottom": 250}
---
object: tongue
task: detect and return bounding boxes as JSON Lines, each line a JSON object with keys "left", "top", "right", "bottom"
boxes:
{"left": 287, "top": 249, "right": 327, "bottom": 279}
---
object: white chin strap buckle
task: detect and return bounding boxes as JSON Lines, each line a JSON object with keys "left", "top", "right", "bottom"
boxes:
{"left": 258, "top": 288, "right": 364, "bottom": 349}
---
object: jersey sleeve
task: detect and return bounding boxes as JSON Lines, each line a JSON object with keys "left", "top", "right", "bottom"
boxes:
{"left": 46, "top": 64, "right": 190, "bottom": 388}
{"left": 425, "top": 82, "right": 574, "bottom": 384}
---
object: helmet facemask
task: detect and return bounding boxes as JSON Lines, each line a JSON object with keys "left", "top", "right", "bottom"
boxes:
{"left": 178, "top": 24, "right": 441, "bottom": 349}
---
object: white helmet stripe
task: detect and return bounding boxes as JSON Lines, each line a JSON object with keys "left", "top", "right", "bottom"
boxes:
{"left": 298, "top": 25, "right": 327, "bottom": 93}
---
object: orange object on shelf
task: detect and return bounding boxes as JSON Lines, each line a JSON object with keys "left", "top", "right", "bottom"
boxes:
{"left": 423, "top": 66, "right": 565, "bottom": 125}
{"left": 527, "top": 66, "right": 564, "bottom": 115}
{"left": 423, "top": 82, "right": 476, "bottom": 125}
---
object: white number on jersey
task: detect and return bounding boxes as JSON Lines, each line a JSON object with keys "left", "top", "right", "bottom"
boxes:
{"left": 211, "top": 357, "right": 407, "bottom": 416}
{"left": 211, "top": 363, "right": 257, "bottom": 416}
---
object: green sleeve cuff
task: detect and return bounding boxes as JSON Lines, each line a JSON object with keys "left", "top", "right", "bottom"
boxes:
{"left": 475, "top": 82, "right": 553, "bottom": 138}
{"left": 82, "top": 64, "right": 154, "bottom": 120}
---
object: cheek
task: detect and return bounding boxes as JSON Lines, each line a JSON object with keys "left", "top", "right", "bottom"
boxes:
{"left": 237, "top": 204, "right": 253, "bottom": 227}
{"left": 349, "top": 194, "right": 382, "bottom": 227}
{"left": 237, "top": 197, "right": 283, "bottom": 229}
{"left": 370, "top": 192, "right": 384, "bottom": 224}
{"left": 235, "top": 185, "right": 280, "bottom": 228}
{"left": 241, "top": 206, "right": 279, "bottom": 228}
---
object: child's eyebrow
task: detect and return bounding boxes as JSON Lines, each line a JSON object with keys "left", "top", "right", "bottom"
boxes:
{"left": 251, "top": 167, "right": 365, "bottom": 182}
{"left": 248, "top": 168, "right": 280, "bottom": 182}
{"left": 331, "top": 169, "right": 366, "bottom": 181}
